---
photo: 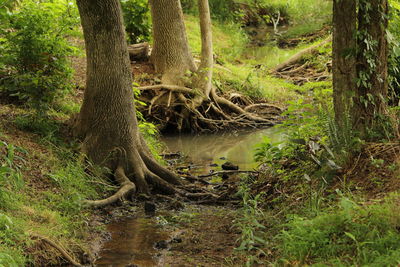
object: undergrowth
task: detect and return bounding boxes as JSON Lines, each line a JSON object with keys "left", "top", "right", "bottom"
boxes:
{"left": 0, "top": 135, "right": 112, "bottom": 265}
{"left": 235, "top": 79, "right": 400, "bottom": 265}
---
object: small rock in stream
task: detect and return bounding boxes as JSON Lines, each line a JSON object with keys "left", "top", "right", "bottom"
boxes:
{"left": 154, "top": 240, "right": 169, "bottom": 250}
{"left": 171, "top": 237, "right": 183, "bottom": 243}
{"left": 209, "top": 163, "right": 218, "bottom": 167}
{"left": 144, "top": 202, "right": 156, "bottom": 214}
{"left": 222, "top": 161, "right": 239, "bottom": 170}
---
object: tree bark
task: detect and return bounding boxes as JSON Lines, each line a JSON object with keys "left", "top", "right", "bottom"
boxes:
{"left": 75, "top": 0, "right": 180, "bottom": 197}
{"left": 332, "top": 0, "right": 356, "bottom": 127}
{"left": 149, "top": 0, "right": 196, "bottom": 84}
{"left": 353, "top": 0, "right": 389, "bottom": 133}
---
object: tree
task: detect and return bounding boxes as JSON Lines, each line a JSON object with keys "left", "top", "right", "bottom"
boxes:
{"left": 332, "top": 0, "right": 356, "bottom": 127}
{"left": 353, "top": 0, "right": 389, "bottom": 133}
{"left": 149, "top": 0, "right": 196, "bottom": 85}
{"left": 332, "top": 0, "right": 389, "bottom": 138}
{"left": 141, "top": 0, "right": 275, "bottom": 132}
{"left": 75, "top": 0, "right": 181, "bottom": 206}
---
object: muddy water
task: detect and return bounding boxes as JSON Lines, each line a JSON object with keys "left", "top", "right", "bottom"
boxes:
{"left": 95, "top": 216, "right": 170, "bottom": 267}
{"left": 95, "top": 128, "right": 284, "bottom": 266}
{"left": 161, "top": 127, "right": 285, "bottom": 174}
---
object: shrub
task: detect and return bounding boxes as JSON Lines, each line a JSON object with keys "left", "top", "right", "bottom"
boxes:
{"left": 0, "top": 1, "right": 78, "bottom": 114}
{"left": 121, "top": 0, "right": 152, "bottom": 44}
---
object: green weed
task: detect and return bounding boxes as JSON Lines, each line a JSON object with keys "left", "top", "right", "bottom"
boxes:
{"left": 278, "top": 195, "right": 400, "bottom": 266}
{"left": 234, "top": 184, "right": 268, "bottom": 266}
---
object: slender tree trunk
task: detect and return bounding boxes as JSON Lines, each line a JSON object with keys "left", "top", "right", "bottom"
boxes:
{"left": 332, "top": 0, "right": 356, "bottom": 128}
{"left": 353, "top": 0, "right": 389, "bottom": 133}
{"left": 149, "top": 0, "right": 196, "bottom": 84}
{"left": 190, "top": 0, "right": 214, "bottom": 109}
{"left": 75, "top": 0, "right": 180, "bottom": 199}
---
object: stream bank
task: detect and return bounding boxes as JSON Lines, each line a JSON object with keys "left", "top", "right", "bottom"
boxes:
{"left": 93, "top": 127, "right": 284, "bottom": 266}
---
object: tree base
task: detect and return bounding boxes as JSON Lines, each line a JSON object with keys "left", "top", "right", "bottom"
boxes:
{"left": 137, "top": 85, "right": 283, "bottom": 133}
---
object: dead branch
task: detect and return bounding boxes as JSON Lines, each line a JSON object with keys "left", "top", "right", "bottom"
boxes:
{"left": 128, "top": 42, "right": 149, "bottom": 61}
{"left": 244, "top": 103, "right": 284, "bottom": 112}
{"left": 272, "top": 36, "right": 332, "bottom": 73}
{"left": 30, "top": 234, "right": 82, "bottom": 267}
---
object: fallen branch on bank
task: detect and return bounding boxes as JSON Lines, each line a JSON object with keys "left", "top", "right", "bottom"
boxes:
{"left": 272, "top": 36, "right": 332, "bottom": 73}
{"left": 30, "top": 234, "right": 82, "bottom": 267}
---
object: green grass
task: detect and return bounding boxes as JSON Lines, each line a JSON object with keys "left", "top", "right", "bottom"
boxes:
{"left": 0, "top": 134, "right": 112, "bottom": 265}
{"left": 278, "top": 195, "right": 400, "bottom": 266}
{"left": 185, "top": 14, "right": 305, "bottom": 103}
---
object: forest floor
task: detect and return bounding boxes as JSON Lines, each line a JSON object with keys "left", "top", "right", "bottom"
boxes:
{"left": 0, "top": 12, "right": 335, "bottom": 265}
{"left": 3, "top": 6, "right": 400, "bottom": 266}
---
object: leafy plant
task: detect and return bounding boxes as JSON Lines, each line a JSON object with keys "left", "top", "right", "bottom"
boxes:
{"left": 235, "top": 185, "right": 267, "bottom": 266}
{"left": 121, "top": 0, "right": 151, "bottom": 44}
{"left": 0, "top": 0, "right": 78, "bottom": 114}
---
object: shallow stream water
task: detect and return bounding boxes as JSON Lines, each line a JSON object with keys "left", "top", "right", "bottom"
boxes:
{"left": 95, "top": 127, "right": 285, "bottom": 266}
{"left": 161, "top": 127, "right": 285, "bottom": 174}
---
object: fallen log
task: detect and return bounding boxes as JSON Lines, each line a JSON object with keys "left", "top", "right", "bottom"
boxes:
{"left": 128, "top": 42, "right": 149, "bottom": 61}
{"left": 271, "top": 36, "right": 332, "bottom": 73}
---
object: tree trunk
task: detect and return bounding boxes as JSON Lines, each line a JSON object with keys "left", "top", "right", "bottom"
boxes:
{"left": 353, "top": 0, "right": 389, "bottom": 134}
{"left": 149, "top": 0, "right": 196, "bottom": 84}
{"left": 191, "top": 0, "right": 214, "bottom": 108}
{"left": 75, "top": 0, "right": 180, "bottom": 199}
{"left": 332, "top": 0, "right": 356, "bottom": 127}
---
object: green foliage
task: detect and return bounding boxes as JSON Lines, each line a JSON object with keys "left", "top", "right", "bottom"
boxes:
{"left": 0, "top": 0, "right": 78, "bottom": 114}
{"left": 133, "top": 86, "right": 163, "bottom": 161}
{"left": 121, "top": 0, "right": 151, "bottom": 44}
{"left": 388, "top": 0, "right": 400, "bottom": 103}
{"left": 0, "top": 141, "right": 26, "bottom": 210}
{"left": 0, "top": 249, "right": 25, "bottom": 267}
{"left": 182, "top": 0, "right": 241, "bottom": 22}
{"left": 235, "top": 185, "right": 267, "bottom": 266}
{"left": 278, "top": 195, "right": 400, "bottom": 266}
{"left": 14, "top": 115, "right": 60, "bottom": 142}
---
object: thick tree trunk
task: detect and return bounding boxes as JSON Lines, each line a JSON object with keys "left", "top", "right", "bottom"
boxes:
{"left": 149, "top": 0, "right": 196, "bottom": 84}
{"left": 332, "top": 0, "right": 356, "bottom": 127}
{"left": 353, "top": 0, "right": 389, "bottom": 133}
{"left": 76, "top": 0, "right": 180, "bottom": 199}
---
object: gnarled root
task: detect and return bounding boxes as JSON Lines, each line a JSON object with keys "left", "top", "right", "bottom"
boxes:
{"left": 84, "top": 165, "right": 136, "bottom": 208}
{"left": 137, "top": 84, "right": 282, "bottom": 133}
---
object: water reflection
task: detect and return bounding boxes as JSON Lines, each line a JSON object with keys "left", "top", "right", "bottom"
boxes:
{"left": 95, "top": 217, "right": 169, "bottom": 267}
{"left": 161, "top": 127, "right": 285, "bottom": 174}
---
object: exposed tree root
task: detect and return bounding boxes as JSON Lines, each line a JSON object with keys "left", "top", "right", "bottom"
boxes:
{"left": 137, "top": 86, "right": 281, "bottom": 133}
{"left": 30, "top": 234, "right": 82, "bottom": 267}
{"left": 138, "top": 84, "right": 197, "bottom": 95}
{"left": 84, "top": 165, "right": 136, "bottom": 208}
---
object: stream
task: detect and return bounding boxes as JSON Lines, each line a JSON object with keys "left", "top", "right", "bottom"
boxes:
{"left": 95, "top": 127, "right": 285, "bottom": 267}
